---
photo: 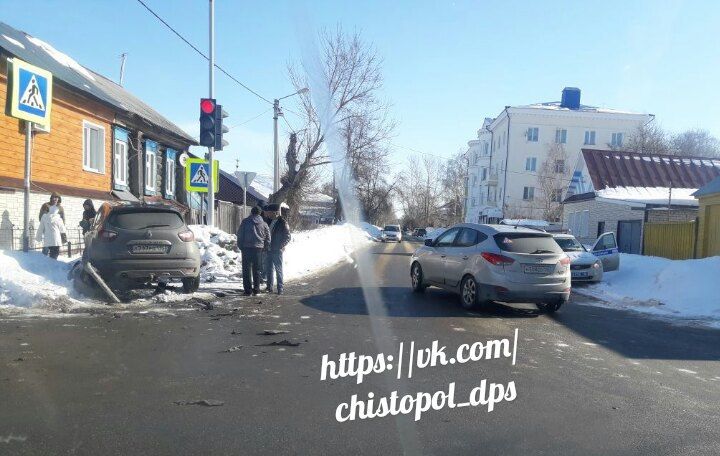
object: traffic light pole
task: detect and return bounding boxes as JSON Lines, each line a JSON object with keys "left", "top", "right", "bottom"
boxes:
{"left": 273, "top": 98, "right": 279, "bottom": 193}
{"left": 207, "top": 0, "right": 215, "bottom": 227}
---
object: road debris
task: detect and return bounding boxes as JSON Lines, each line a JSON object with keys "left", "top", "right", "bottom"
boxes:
{"left": 173, "top": 399, "right": 224, "bottom": 407}
{"left": 221, "top": 345, "right": 243, "bottom": 353}
{"left": 259, "top": 330, "right": 290, "bottom": 335}
{"left": 256, "top": 339, "right": 300, "bottom": 347}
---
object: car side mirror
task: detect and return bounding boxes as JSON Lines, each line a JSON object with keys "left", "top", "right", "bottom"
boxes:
{"left": 424, "top": 239, "right": 434, "bottom": 247}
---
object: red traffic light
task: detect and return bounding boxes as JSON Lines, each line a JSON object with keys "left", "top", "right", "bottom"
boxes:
{"left": 200, "top": 98, "right": 215, "bottom": 114}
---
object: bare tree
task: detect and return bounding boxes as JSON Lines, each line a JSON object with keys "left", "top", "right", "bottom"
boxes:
{"left": 440, "top": 151, "right": 467, "bottom": 225}
{"left": 397, "top": 155, "right": 444, "bottom": 227}
{"left": 671, "top": 129, "right": 720, "bottom": 158}
{"left": 536, "top": 143, "right": 569, "bottom": 222}
{"left": 273, "top": 27, "right": 395, "bottom": 226}
{"left": 625, "top": 122, "right": 670, "bottom": 154}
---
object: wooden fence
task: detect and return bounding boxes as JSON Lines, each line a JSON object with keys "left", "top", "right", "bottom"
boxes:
{"left": 643, "top": 220, "right": 698, "bottom": 260}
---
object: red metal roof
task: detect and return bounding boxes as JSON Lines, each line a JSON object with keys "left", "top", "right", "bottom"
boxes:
{"left": 581, "top": 149, "right": 720, "bottom": 190}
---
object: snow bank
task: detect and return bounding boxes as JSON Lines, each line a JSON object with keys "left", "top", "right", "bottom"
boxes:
{"left": 188, "top": 225, "right": 240, "bottom": 282}
{"left": 576, "top": 254, "right": 720, "bottom": 326}
{"left": 0, "top": 251, "right": 83, "bottom": 310}
{"left": 359, "top": 222, "right": 382, "bottom": 240}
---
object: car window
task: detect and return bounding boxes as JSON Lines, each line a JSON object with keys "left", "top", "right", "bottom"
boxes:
{"left": 384, "top": 225, "right": 399, "bottom": 231}
{"left": 108, "top": 210, "right": 184, "bottom": 230}
{"left": 595, "top": 233, "right": 617, "bottom": 250}
{"left": 455, "top": 228, "right": 486, "bottom": 247}
{"left": 494, "top": 233, "right": 563, "bottom": 254}
{"left": 555, "top": 237, "right": 584, "bottom": 252}
{"left": 435, "top": 228, "right": 460, "bottom": 247}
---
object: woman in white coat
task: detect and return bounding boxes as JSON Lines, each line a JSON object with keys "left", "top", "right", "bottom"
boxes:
{"left": 36, "top": 205, "right": 67, "bottom": 259}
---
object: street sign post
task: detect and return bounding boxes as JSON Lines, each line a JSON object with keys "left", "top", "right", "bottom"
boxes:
{"left": 234, "top": 171, "right": 257, "bottom": 219}
{"left": 5, "top": 58, "right": 53, "bottom": 252}
{"left": 185, "top": 158, "right": 219, "bottom": 193}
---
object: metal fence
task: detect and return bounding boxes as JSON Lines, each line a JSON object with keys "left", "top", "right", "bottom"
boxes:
{"left": 0, "top": 226, "right": 85, "bottom": 258}
{"left": 643, "top": 220, "right": 698, "bottom": 260}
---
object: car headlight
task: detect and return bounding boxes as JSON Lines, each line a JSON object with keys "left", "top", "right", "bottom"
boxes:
{"left": 592, "top": 261, "right": 601, "bottom": 269}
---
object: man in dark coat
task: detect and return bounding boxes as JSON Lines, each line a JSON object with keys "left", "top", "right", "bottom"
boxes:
{"left": 263, "top": 203, "right": 291, "bottom": 294}
{"left": 236, "top": 206, "right": 271, "bottom": 295}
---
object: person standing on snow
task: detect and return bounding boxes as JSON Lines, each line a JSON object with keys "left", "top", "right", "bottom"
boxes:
{"left": 79, "top": 199, "right": 96, "bottom": 234}
{"left": 38, "top": 192, "right": 65, "bottom": 255}
{"left": 236, "top": 206, "right": 271, "bottom": 295}
{"left": 36, "top": 204, "right": 67, "bottom": 259}
{"left": 263, "top": 203, "right": 291, "bottom": 295}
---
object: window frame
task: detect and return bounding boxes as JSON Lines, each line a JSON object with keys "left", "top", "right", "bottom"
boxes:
{"left": 611, "top": 132, "right": 624, "bottom": 147}
{"left": 113, "top": 138, "right": 128, "bottom": 186}
{"left": 145, "top": 145, "right": 157, "bottom": 192}
{"left": 525, "top": 157, "right": 537, "bottom": 172}
{"left": 555, "top": 129, "right": 567, "bottom": 144}
{"left": 554, "top": 159, "right": 565, "bottom": 174}
{"left": 523, "top": 186, "right": 535, "bottom": 201}
{"left": 527, "top": 127, "right": 539, "bottom": 142}
{"left": 82, "top": 120, "right": 106, "bottom": 174}
{"left": 435, "top": 228, "right": 461, "bottom": 247}
{"left": 584, "top": 130, "right": 596, "bottom": 145}
{"left": 165, "top": 156, "right": 176, "bottom": 196}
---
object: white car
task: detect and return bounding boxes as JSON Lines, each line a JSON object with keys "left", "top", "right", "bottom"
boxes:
{"left": 410, "top": 223, "right": 571, "bottom": 313}
{"left": 553, "top": 232, "right": 620, "bottom": 282}
{"left": 381, "top": 224, "right": 402, "bottom": 242}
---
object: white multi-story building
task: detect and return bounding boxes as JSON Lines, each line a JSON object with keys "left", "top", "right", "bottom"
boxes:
{"left": 464, "top": 88, "right": 653, "bottom": 223}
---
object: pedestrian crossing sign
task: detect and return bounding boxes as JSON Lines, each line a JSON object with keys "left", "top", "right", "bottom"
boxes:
{"left": 185, "top": 158, "right": 219, "bottom": 193}
{"left": 6, "top": 58, "right": 53, "bottom": 127}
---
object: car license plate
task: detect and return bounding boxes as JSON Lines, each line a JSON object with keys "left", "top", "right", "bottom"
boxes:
{"left": 572, "top": 271, "right": 589, "bottom": 278}
{"left": 523, "top": 264, "right": 553, "bottom": 274}
{"left": 131, "top": 244, "right": 168, "bottom": 254}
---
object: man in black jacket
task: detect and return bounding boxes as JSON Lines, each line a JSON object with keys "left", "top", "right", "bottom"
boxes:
{"left": 263, "top": 203, "right": 291, "bottom": 294}
{"left": 236, "top": 206, "right": 271, "bottom": 295}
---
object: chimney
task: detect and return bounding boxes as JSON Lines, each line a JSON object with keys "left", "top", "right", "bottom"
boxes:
{"left": 560, "top": 87, "right": 581, "bottom": 110}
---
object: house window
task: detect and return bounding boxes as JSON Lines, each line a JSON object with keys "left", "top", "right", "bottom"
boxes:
{"left": 484, "top": 143, "right": 489, "bottom": 155}
{"left": 482, "top": 168, "right": 488, "bottom": 180}
{"left": 555, "top": 129, "right": 567, "bottom": 144}
{"left": 144, "top": 142, "right": 157, "bottom": 192}
{"left": 165, "top": 156, "right": 176, "bottom": 196}
{"left": 113, "top": 139, "right": 128, "bottom": 186}
{"left": 523, "top": 186, "right": 535, "bottom": 201}
{"left": 597, "top": 221, "right": 606, "bottom": 237}
{"left": 611, "top": 132, "right": 624, "bottom": 147}
{"left": 584, "top": 130, "right": 596, "bottom": 145}
{"left": 554, "top": 159, "right": 565, "bottom": 173}
{"left": 552, "top": 188, "right": 563, "bottom": 203}
{"left": 527, "top": 127, "right": 539, "bottom": 142}
{"left": 471, "top": 174, "right": 477, "bottom": 186}
{"left": 525, "top": 157, "right": 537, "bottom": 172}
{"left": 471, "top": 198, "right": 477, "bottom": 207}
{"left": 83, "top": 121, "right": 105, "bottom": 173}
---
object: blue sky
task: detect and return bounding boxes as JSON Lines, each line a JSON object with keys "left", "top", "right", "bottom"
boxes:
{"left": 3, "top": 0, "right": 719, "bottom": 180}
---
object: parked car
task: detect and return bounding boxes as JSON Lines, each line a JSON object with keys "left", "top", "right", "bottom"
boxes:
{"left": 589, "top": 232, "right": 620, "bottom": 272}
{"left": 410, "top": 223, "right": 571, "bottom": 313}
{"left": 412, "top": 228, "right": 427, "bottom": 238}
{"left": 76, "top": 202, "right": 201, "bottom": 293}
{"left": 553, "top": 234, "right": 603, "bottom": 282}
{"left": 381, "top": 224, "right": 402, "bottom": 242}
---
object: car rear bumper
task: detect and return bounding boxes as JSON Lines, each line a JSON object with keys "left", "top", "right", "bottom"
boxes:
{"left": 478, "top": 281, "right": 570, "bottom": 304}
{"left": 92, "top": 258, "right": 201, "bottom": 282}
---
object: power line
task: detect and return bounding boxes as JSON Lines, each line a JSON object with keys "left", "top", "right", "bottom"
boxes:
{"left": 228, "top": 108, "right": 272, "bottom": 129}
{"left": 135, "top": 0, "right": 272, "bottom": 105}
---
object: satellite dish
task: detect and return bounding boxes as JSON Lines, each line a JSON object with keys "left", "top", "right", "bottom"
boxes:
{"left": 179, "top": 152, "right": 189, "bottom": 167}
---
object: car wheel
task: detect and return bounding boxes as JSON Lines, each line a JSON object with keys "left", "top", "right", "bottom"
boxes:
{"left": 182, "top": 276, "right": 201, "bottom": 293}
{"left": 542, "top": 302, "right": 563, "bottom": 314}
{"left": 460, "top": 275, "right": 478, "bottom": 309}
{"left": 411, "top": 262, "right": 426, "bottom": 293}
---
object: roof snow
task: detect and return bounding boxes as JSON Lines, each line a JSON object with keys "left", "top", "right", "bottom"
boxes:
{"left": 596, "top": 187, "right": 698, "bottom": 206}
{"left": 26, "top": 36, "right": 95, "bottom": 81}
{"left": 517, "top": 101, "right": 640, "bottom": 115}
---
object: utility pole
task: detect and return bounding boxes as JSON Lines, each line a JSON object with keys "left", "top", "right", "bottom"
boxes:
{"left": 273, "top": 98, "right": 280, "bottom": 193}
{"left": 207, "top": 0, "right": 215, "bottom": 226}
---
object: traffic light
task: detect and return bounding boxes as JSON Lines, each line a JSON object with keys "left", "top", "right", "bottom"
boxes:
{"left": 199, "top": 98, "right": 216, "bottom": 147}
{"left": 214, "top": 104, "right": 229, "bottom": 150}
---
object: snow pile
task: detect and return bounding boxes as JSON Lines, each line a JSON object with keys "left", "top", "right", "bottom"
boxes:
{"left": 26, "top": 36, "right": 96, "bottom": 81}
{"left": 576, "top": 254, "right": 720, "bottom": 326}
{"left": 596, "top": 187, "right": 698, "bottom": 206}
{"left": 360, "top": 222, "right": 382, "bottom": 240}
{"left": 188, "top": 225, "right": 240, "bottom": 282}
{"left": 0, "top": 251, "right": 82, "bottom": 310}
{"left": 284, "top": 224, "right": 373, "bottom": 279}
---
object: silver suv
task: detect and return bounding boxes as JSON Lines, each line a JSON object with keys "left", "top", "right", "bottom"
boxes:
{"left": 410, "top": 223, "right": 571, "bottom": 312}
{"left": 78, "top": 202, "right": 201, "bottom": 293}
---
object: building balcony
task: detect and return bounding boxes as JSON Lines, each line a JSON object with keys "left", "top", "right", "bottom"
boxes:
{"left": 482, "top": 173, "right": 499, "bottom": 186}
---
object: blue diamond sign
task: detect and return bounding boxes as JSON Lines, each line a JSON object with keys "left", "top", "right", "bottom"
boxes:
{"left": 6, "top": 58, "right": 53, "bottom": 127}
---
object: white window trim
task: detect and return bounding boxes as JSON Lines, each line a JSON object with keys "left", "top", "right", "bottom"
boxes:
{"left": 526, "top": 157, "right": 537, "bottom": 172}
{"left": 82, "top": 120, "right": 106, "bottom": 174}
{"left": 584, "top": 130, "right": 596, "bottom": 145}
{"left": 145, "top": 148, "right": 157, "bottom": 192}
{"left": 166, "top": 157, "right": 175, "bottom": 196}
{"left": 523, "top": 186, "right": 535, "bottom": 201}
{"left": 114, "top": 138, "right": 128, "bottom": 186}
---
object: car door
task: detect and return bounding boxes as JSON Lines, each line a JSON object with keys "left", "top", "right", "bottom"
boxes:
{"left": 592, "top": 232, "right": 620, "bottom": 272}
{"left": 423, "top": 227, "right": 461, "bottom": 284}
{"left": 443, "top": 228, "right": 485, "bottom": 288}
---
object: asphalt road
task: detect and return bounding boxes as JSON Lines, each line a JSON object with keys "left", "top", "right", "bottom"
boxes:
{"left": 1, "top": 240, "right": 719, "bottom": 455}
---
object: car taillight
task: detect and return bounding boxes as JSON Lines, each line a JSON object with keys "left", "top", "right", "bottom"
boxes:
{"left": 178, "top": 230, "right": 195, "bottom": 242}
{"left": 98, "top": 229, "right": 117, "bottom": 242}
{"left": 481, "top": 252, "right": 515, "bottom": 265}
{"left": 559, "top": 256, "right": 571, "bottom": 266}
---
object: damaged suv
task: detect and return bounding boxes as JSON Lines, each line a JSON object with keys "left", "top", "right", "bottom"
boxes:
{"left": 74, "top": 202, "right": 201, "bottom": 294}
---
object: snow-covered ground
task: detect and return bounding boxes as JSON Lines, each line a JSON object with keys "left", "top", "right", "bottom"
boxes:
{"left": 0, "top": 223, "right": 373, "bottom": 317}
{"left": 574, "top": 253, "right": 720, "bottom": 327}
{"left": 360, "top": 222, "right": 382, "bottom": 240}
